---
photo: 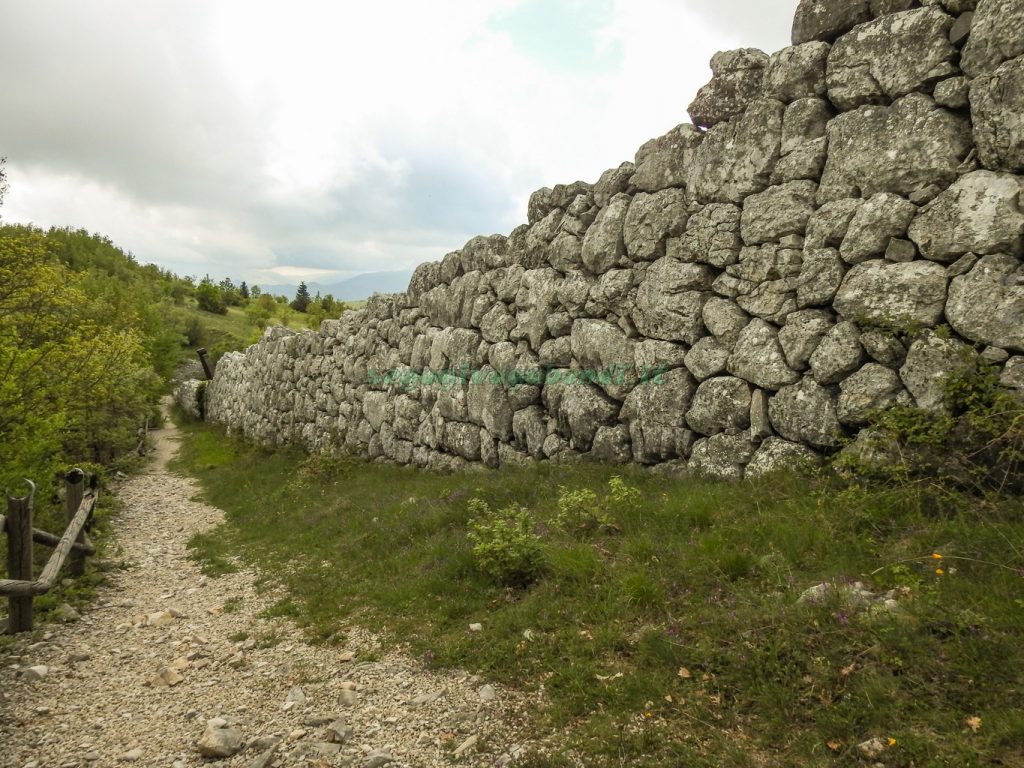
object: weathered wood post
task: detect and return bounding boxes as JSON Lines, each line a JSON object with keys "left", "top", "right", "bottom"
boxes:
{"left": 196, "top": 348, "right": 214, "bottom": 380}
{"left": 6, "top": 481, "right": 36, "bottom": 633}
{"left": 66, "top": 469, "right": 86, "bottom": 578}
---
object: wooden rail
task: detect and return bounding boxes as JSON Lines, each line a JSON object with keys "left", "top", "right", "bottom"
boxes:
{"left": 1, "top": 470, "right": 98, "bottom": 632}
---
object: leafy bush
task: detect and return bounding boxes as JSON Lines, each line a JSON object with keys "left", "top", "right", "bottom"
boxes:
{"left": 839, "top": 359, "right": 1024, "bottom": 494}
{"left": 467, "top": 498, "right": 545, "bottom": 587}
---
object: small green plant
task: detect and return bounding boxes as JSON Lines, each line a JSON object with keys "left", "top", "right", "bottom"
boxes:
{"left": 467, "top": 498, "right": 545, "bottom": 587}
{"left": 608, "top": 475, "right": 641, "bottom": 510}
{"left": 556, "top": 486, "right": 613, "bottom": 534}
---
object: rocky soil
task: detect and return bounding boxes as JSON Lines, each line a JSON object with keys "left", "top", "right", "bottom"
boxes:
{"left": 1, "top": 414, "right": 537, "bottom": 768}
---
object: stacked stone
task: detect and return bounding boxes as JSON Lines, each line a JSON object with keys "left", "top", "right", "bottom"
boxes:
{"left": 201, "top": 0, "right": 1024, "bottom": 479}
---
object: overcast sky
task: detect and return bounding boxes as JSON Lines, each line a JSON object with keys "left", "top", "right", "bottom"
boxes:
{"left": 0, "top": 0, "right": 796, "bottom": 287}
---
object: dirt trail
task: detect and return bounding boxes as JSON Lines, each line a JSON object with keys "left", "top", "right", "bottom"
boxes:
{"left": 1, "top": 408, "right": 534, "bottom": 768}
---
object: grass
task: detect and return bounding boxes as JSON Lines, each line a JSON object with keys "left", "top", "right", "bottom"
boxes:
{"left": 172, "top": 418, "right": 1024, "bottom": 766}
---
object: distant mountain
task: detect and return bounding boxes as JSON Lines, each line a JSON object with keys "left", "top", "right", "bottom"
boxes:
{"left": 259, "top": 269, "right": 414, "bottom": 302}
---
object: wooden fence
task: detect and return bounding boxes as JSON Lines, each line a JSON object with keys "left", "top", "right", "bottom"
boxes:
{"left": 0, "top": 469, "right": 98, "bottom": 633}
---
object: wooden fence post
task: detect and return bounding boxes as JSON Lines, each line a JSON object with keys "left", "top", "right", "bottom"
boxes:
{"left": 6, "top": 481, "right": 36, "bottom": 633}
{"left": 66, "top": 469, "right": 86, "bottom": 578}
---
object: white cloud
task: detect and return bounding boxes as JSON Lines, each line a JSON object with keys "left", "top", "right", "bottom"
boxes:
{"left": 0, "top": 0, "right": 796, "bottom": 283}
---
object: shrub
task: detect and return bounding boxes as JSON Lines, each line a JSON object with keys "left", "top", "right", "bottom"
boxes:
{"left": 467, "top": 498, "right": 545, "bottom": 587}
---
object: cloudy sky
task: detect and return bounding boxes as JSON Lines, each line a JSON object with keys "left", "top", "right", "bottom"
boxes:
{"left": 0, "top": 0, "right": 796, "bottom": 287}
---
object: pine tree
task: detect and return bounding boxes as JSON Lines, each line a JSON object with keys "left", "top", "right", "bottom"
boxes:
{"left": 239, "top": 281, "right": 250, "bottom": 300}
{"left": 291, "top": 281, "right": 311, "bottom": 313}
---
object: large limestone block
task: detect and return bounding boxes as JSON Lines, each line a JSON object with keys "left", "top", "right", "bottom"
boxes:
{"left": 555, "top": 384, "right": 620, "bottom": 452}
{"left": 909, "top": 171, "right": 1024, "bottom": 261}
{"left": 739, "top": 181, "right": 818, "bottom": 245}
{"left": 632, "top": 124, "right": 704, "bottom": 193}
{"left": 633, "top": 258, "right": 716, "bottom": 344}
{"left": 834, "top": 260, "right": 948, "bottom": 327}
{"left": 622, "top": 369, "right": 698, "bottom": 463}
{"left": 687, "top": 376, "right": 753, "bottom": 435}
{"left": 840, "top": 193, "right": 918, "bottom": 263}
{"left": 809, "top": 321, "right": 865, "bottom": 385}
{"left": 684, "top": 336, "right": 731, "bottom": 381}
{"left": 688, "top": 99, "right": 785, "bottom": 205}
{"left": 688, "top": 49, "right": 770, "bottom": 129}
{"left": 512, "top": 268, "right": 561, "bottom": 351}
{"left": 745, "top": 437, "right": 822, "bottom": 478}
{"left": 780, "top": 309, "right": 834, "bottom": 370}
{"left": 624, "top": 189, "right": 689, "bottom": 262}
{"left": 768, "top": 378, "right": 845, "bottom": 448}
{"left": 817, "top": 93, "right": 973, "bottom": 204}
{"left": 838, "top": 363, "right": 905, "bottom": 425}
{"left": 678, "top": 204, "right": 743, "bottom": 267}
{"left": 900, "top": 332, "right": 976, "bottom": 411}
{"left": 728, "top": 318, "right": 801, "bottom": 390}
{"left": 797, "top": 247, "right": 846, "bottom": 308}
{"left": 762, "top": 43, "right": 831, "bottom": 103}
{"left": 702, "top": 297, "right": 751, "bottom": 347}
{"left": 688, "top": 434, "right": 757, "bottom": 480}
{"left": 594, "top": 162, "right": 635, "bottom": 208}
{"left": 960, "top": 0, "right": 1024, "bottom": 77}
{"left": 826, "top": 8, "right": 958, "bottom": 111}
{"left": 946, "top": 254, "right": 1024, "bottom": 351}
{"left": 581, "top": 193, "right": 630, "bottom": 274}
{"left": 970, "top": 56, "right": 1024, "bottom": 173}
{"left": 792, "top": 0, "right": 872, "bottom": 44}
{"left": 570, "top": 319, "right": 638, "bottom": 400}
{"left": 781, "top": 98, "right": 833, "bottom": 156}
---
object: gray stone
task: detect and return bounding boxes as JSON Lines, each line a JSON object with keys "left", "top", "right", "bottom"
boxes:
{"left": 769, "top": 378, "right": 845, "bottom": 448}
{"left": 762, "top": 42, "right": 831, "bottom": 102}
{"left": 780, "top": 309, "right": 834, "bottom": 371}
{"left": 688, "top": 433, "right": 758, "bottom": 480}
{"left": 781, "top": 98, "right": 833, "bottom": 156}
{"left": 810, "top": 321, "right": 865, "bottom": 384}
{"left": 635, "top": 339, "right": 689, "bottom": 373}
{"left": 960, "top": 0, "right": 1024, "bottom": 77}
{"left": 806, "top": 198, "right": 863, "bottom": 248}
{"left": 969, "top": 55, "right": 1024, "bottom": 172}
{"left": 632, "top": 123, "right": 704, "bottom": 193}
{"left": 591, "top": 424, "right": 632, "bottom": 464}
{"left": 861, "top": 330, "right": 908, "bottom": 367}
{"left": 688, "top": 99, "right": 785, "bottom": 205}
{"left": 702, "top": 297, "right": 751, "bottom": 347}
{"left": 949, "top": 10, "right": 975, "bottom": 47}
{"left": 885, "top": 238, "right": 918, "bottom": 262}
{"left": 512, "top": 406, "right": 547, "bottom": 459}
{"left": 633, "top": 258, "right": 715, "bottom": 344}
{"left": 556, "top": 384, "right": 620, "bottom": 452}
{"left": 818, "top": 93, "right": 973, "bottom": 204}
{"left": 792, "top": 0, "right": 872, "bottom": 44}
{"left": 728, "top": 319, "right": 801, "bottom": 390}
{"left": 834, "top": 259, "right": 949, "bottom": 327}
{"left": 825, "top": 8, "right": 958, "bottom": 111}
{"left": 838, "top": 363, "right": 906, "bottom": 424}
{"left": 594, "top": 163, "right": 635, "bottom": 207}
{"left": 740, "top": 181, "right": 818, "bottom": 245}
{"left": 909, "top": 171, "right": 1024, "bottom": 262}
{"left": 570, "top": 319, "right": 637, "bottom": 400}
{"left": 797, "top": 247, "right": 847, "bottom": 307}
{"left": 934, "top": 75, "right": 971, "bottom": 108}
{"left": 197, "top": 725, "right": 244, "bottom": 759}
{"left": 900, "top": 331, "right": 976, "bottom": 410}
{"left": 770, "top": 137, "right": 829, "bottom": 184}
{"left": 840, "top": 193, "right": 918, "bottom": 263}
{"left": 581, "top": 193, "right": 630, "bottom": 274}
{"left": 623, "top": 189, "right": 689, "bottom": 262}
{"left": 946, "top": 254, "right": 1024, "bottom": 351}
{"left": 623, "top": 369, "right": 698, "bottom": 462}
{"left": 685, "top": 336, "right": 731, "bottom": 381}
{"left": 750, "top": 388, "right": 773, "bottom": 440}
{"left": 745, "top": 437, "right": 822, "bottom": 478}
{"left": 1001, "top": 356, "right": 1024, "bottom": 389}
{"left": 687, "top": 377, "right": 753, "bottom": 435}
{"left": 688, "top": 48, "right": 770, "bottom": 128}
{"left": 363, "top": 751, "right": 395, "bottom": 768}
{"left": 679, "top": 203, "right": 743, "bottom": 267}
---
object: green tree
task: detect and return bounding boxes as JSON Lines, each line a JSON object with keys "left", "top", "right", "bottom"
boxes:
{"left": 290, "top": 281, "right": 311, "bottom": 313}
{"left": 239, "top": 281, "right": 250, "bottom": 300}
{"left": 196, "top": 276, "right": 227, "bottom": 314}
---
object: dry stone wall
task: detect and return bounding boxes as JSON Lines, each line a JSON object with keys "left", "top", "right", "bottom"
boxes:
{"left": 193, "top": 0, "right": 1024, "bottom": 479}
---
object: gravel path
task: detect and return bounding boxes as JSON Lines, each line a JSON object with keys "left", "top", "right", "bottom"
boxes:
{"left": 1, "top": 412, "right": 537, "bottom": 768}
